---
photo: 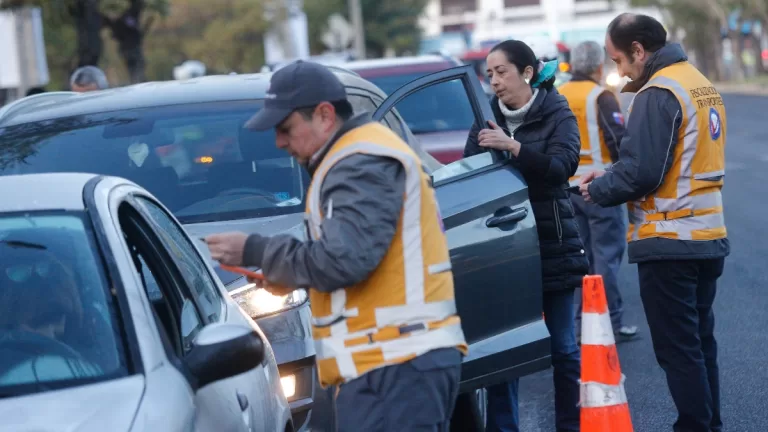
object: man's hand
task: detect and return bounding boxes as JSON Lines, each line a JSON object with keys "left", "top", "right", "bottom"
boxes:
{"left": 204, "top": 232, "right": 249, "bottom": 266}
{"left": 478, "top": 120, "right": 522, "bottom": 156}
{"left": 579, "top": 170, "right": 607, "bottom": 203}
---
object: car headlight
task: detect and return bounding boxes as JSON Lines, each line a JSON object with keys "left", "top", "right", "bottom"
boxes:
{"left": 606, "top": 72, "right": 621, "bottom": 87}
{"left": 230, "top": 283, "right": 308, "bottom": 318}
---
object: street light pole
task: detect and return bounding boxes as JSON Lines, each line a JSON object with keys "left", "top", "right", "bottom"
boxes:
{"left": 348, "top": 0, "right": 366, "bottom": 59}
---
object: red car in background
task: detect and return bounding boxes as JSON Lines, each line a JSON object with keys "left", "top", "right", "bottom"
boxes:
{"left": 343, "top": 54, "right": 491, "bottom": 164}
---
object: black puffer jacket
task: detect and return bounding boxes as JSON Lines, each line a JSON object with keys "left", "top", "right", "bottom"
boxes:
{"left": 465, "top": 88, "right": 589, "bottom": 292}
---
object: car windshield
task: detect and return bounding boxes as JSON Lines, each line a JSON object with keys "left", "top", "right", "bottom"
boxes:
{"left": 366, "top": 71, "right": 476, "bottom": 134}
{"left": 0, "top": 212, "right": 128, "bottom": 398}
{"left": 0, "top": 101, "right": 308, "bottom": 224}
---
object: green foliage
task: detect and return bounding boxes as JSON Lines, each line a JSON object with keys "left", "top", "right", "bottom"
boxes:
{"left": 1, "top": 0, "right": 170, "bottom": 88}
{"left": 3, "top": 0, "right": 430, "bottom": 88}
{"left": 305, "top": 0, "right": 428, "bottom": 57}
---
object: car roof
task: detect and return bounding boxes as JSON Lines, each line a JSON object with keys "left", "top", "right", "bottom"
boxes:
{"left": 0, "top": 70, "right": 384, "bottom": 128}
{"left": 342, "top": 54, "right": 459, "bottom": 71}
{"left": 0, "top": 173, "right": 100, "bottom": 212}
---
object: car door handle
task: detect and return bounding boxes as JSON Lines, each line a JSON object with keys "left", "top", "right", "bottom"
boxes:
{"left": 485, "top": 207, "right": 528, "bottom": 228}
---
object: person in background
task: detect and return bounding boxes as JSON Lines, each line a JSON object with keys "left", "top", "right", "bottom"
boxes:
{"left": 558, "top": 40, "right": 637, "bottom": 343}
{"left": 464, "top": 39, "right": 588, "bottom": 432}
{"left": 203, "top": 61, "right": 467, "bottom": 432}
{"left": 69, "top": 66, "right": 109, "bottom": 93}
{"left": 580, "top": 13, "right": 729, "bottom": 432}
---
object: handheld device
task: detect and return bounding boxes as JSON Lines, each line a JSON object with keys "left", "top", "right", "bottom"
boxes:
{"left": 565, "top": 185, "right": 581, "bottom": 195}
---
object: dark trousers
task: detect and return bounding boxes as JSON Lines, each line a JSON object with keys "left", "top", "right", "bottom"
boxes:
{"left": 571, "top": 195, "right": 627, "bottom": 330}
{"left": 638, "top": 258, "right": 724, "bottom": 432}
{"left": 485, "top": 289, "right": 581, "bottom": 432}
{"left": 335, "top": 348, "right": 462, "bottom": 432}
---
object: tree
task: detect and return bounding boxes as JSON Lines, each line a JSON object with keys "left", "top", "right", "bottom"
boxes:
{"left": 628, "top": 0, "right": 728, "bottom": 80}
{"left": 305, "top": 0, "right": 429, "bottom": 58}
{"left": 2, "top": 0, "right": 168, "bottom": 83}
{"left": 142, "top": 0, "right": 268, "bottom": 80}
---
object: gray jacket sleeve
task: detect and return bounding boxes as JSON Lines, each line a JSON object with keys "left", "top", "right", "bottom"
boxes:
{"left": 242, "top": 154, "right": 406, "bottom": 292}
{"left": 588, "top": 87, "right": 682, "bottom": 207}
{"left": 596, "top": 91, "right": 626, "bottom": 162}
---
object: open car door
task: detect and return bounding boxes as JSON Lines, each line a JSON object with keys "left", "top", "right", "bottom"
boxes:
{"left": 372, "top": 65, "right": 551, "bottom": 392}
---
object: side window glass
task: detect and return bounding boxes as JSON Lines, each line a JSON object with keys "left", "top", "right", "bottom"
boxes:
{"left": 180, "top": 299, "right": 202, "bottom": 347}
{"left": 121, "top": 209, "right": 203, "bottom": 357}
{"left": 135, "top": 246, "right": 202, "bottom": 355}
{"left": 135, "top": 197, "right": 221, "bottom": 323}
{"left": 380, "top": 79, "right": 475, "bottom": 164}
{"left": 348, "top": 92, "right": 409, "bottom": 141}
{"left": 347, "top": 93, "right": 377, "bottom": 115}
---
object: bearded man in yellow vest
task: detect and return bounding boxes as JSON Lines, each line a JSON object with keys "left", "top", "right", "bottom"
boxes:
{"left": 579, "top": 14, "right": 729, "bottom": 432}
{"left": 204, "top": 60, "right": 467, "bottom": 431}
{"left": 559, "top": 40, "right": 638, "bottom": 344}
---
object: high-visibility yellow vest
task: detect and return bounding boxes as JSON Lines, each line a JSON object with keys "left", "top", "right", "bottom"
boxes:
{"left": 305, "top": 121, "right": 467, "bottom": 388}
{"left": 559, "top": 80, "right": 614, "bottom": 186}
{"left": 625, "top": 62, "right": 727, "bottom": 243}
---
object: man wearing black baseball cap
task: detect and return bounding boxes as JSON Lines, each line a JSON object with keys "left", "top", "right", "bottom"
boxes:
{"left": 204, "top": 61, "right": 467, "bottom": 431}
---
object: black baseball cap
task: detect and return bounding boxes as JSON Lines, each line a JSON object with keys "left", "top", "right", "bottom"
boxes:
{"left": 245, "top": 60, "right": 348, "bottom": 131}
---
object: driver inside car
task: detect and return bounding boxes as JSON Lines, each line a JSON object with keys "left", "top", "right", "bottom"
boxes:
{"left": 0, "top": 255, "right": 93, "bottom": 383}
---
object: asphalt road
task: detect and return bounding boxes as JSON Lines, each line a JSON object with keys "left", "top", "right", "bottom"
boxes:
{"left": 518, "top": 93, "right": 768, "bottom": 432}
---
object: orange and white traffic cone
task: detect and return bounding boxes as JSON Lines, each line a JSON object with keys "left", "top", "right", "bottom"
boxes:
{"left": 579, "top": 275, "right": 633, "bottom": 431}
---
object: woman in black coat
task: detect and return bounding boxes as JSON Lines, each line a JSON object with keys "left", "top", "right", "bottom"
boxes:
{"left": 465, "top": 40, "right": 588, "bottom": 432}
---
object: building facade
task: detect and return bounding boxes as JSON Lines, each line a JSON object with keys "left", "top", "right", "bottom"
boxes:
{"left": 419, "top": 0, "right": 663, "bottom": 55}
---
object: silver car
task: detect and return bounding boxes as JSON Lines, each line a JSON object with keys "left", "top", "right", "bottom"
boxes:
{"left": 0, "top": 173, "right": 291, "bottom": 432}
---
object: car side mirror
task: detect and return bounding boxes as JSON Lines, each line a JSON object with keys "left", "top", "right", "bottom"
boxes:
{"left": 184, "top": 322, "right": 265, "bottom": 390}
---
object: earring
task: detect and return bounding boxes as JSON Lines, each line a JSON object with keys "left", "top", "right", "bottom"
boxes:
{"left": 524, "top": 77, "right": 530, "bottom": 84}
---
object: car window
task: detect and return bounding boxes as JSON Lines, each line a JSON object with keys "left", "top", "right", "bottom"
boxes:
{"left": 134, "top": 196, "right": 221, "bottom": 323}
{"left": 349, "top": 92, "right": 407, "bottom": 140}
{"left": 119, "top": 203, "right": 203, "bottom": 356}
{"left": 366, "top": 72, "right": 476, "bottom": 134}
{"left": 0, "top": 212, "right": 128, "bottom": 396}
{"left": 347, "top": 93, "right": 377, "bottom": 115}
{"left": 135, "top": 253, "right": 202, "bottom": 354}
{"left": 0, "top": 101, "right": 309, "bottom": 224}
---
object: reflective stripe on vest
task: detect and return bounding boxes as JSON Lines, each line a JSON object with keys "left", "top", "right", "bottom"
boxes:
{"left": 305, "top": 121, "right": 467, "bottom": 388}
{"left": 560, "top": 81, "right": 612, "bottom": 186}
{"left": 626, "top": 62, "right": 727, "bottom": 243}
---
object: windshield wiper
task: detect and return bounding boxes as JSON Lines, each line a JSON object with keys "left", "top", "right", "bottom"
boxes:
{"left": 0, "top": 240, "right": 47, "bottom": 250}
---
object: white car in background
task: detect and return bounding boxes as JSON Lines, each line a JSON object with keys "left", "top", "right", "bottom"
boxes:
{"left": 0, "top": 173, "right": 292, "bottom": 432}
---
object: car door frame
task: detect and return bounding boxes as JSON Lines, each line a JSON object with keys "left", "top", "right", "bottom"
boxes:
{"left": 130, "top": 193, "right": 227, "bottom": 326}
{"left": 83, "top": 176, "right": 197, "bottom": 431}
{"left": 369, "top": 65, "right": 552, "bottom": 391}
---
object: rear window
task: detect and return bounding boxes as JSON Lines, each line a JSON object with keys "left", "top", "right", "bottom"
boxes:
{"left": 0, "top": 101, "right": 308, "bottom": 224}
{"left": 354, "top": 63, "right": 476, "bottom": 135}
